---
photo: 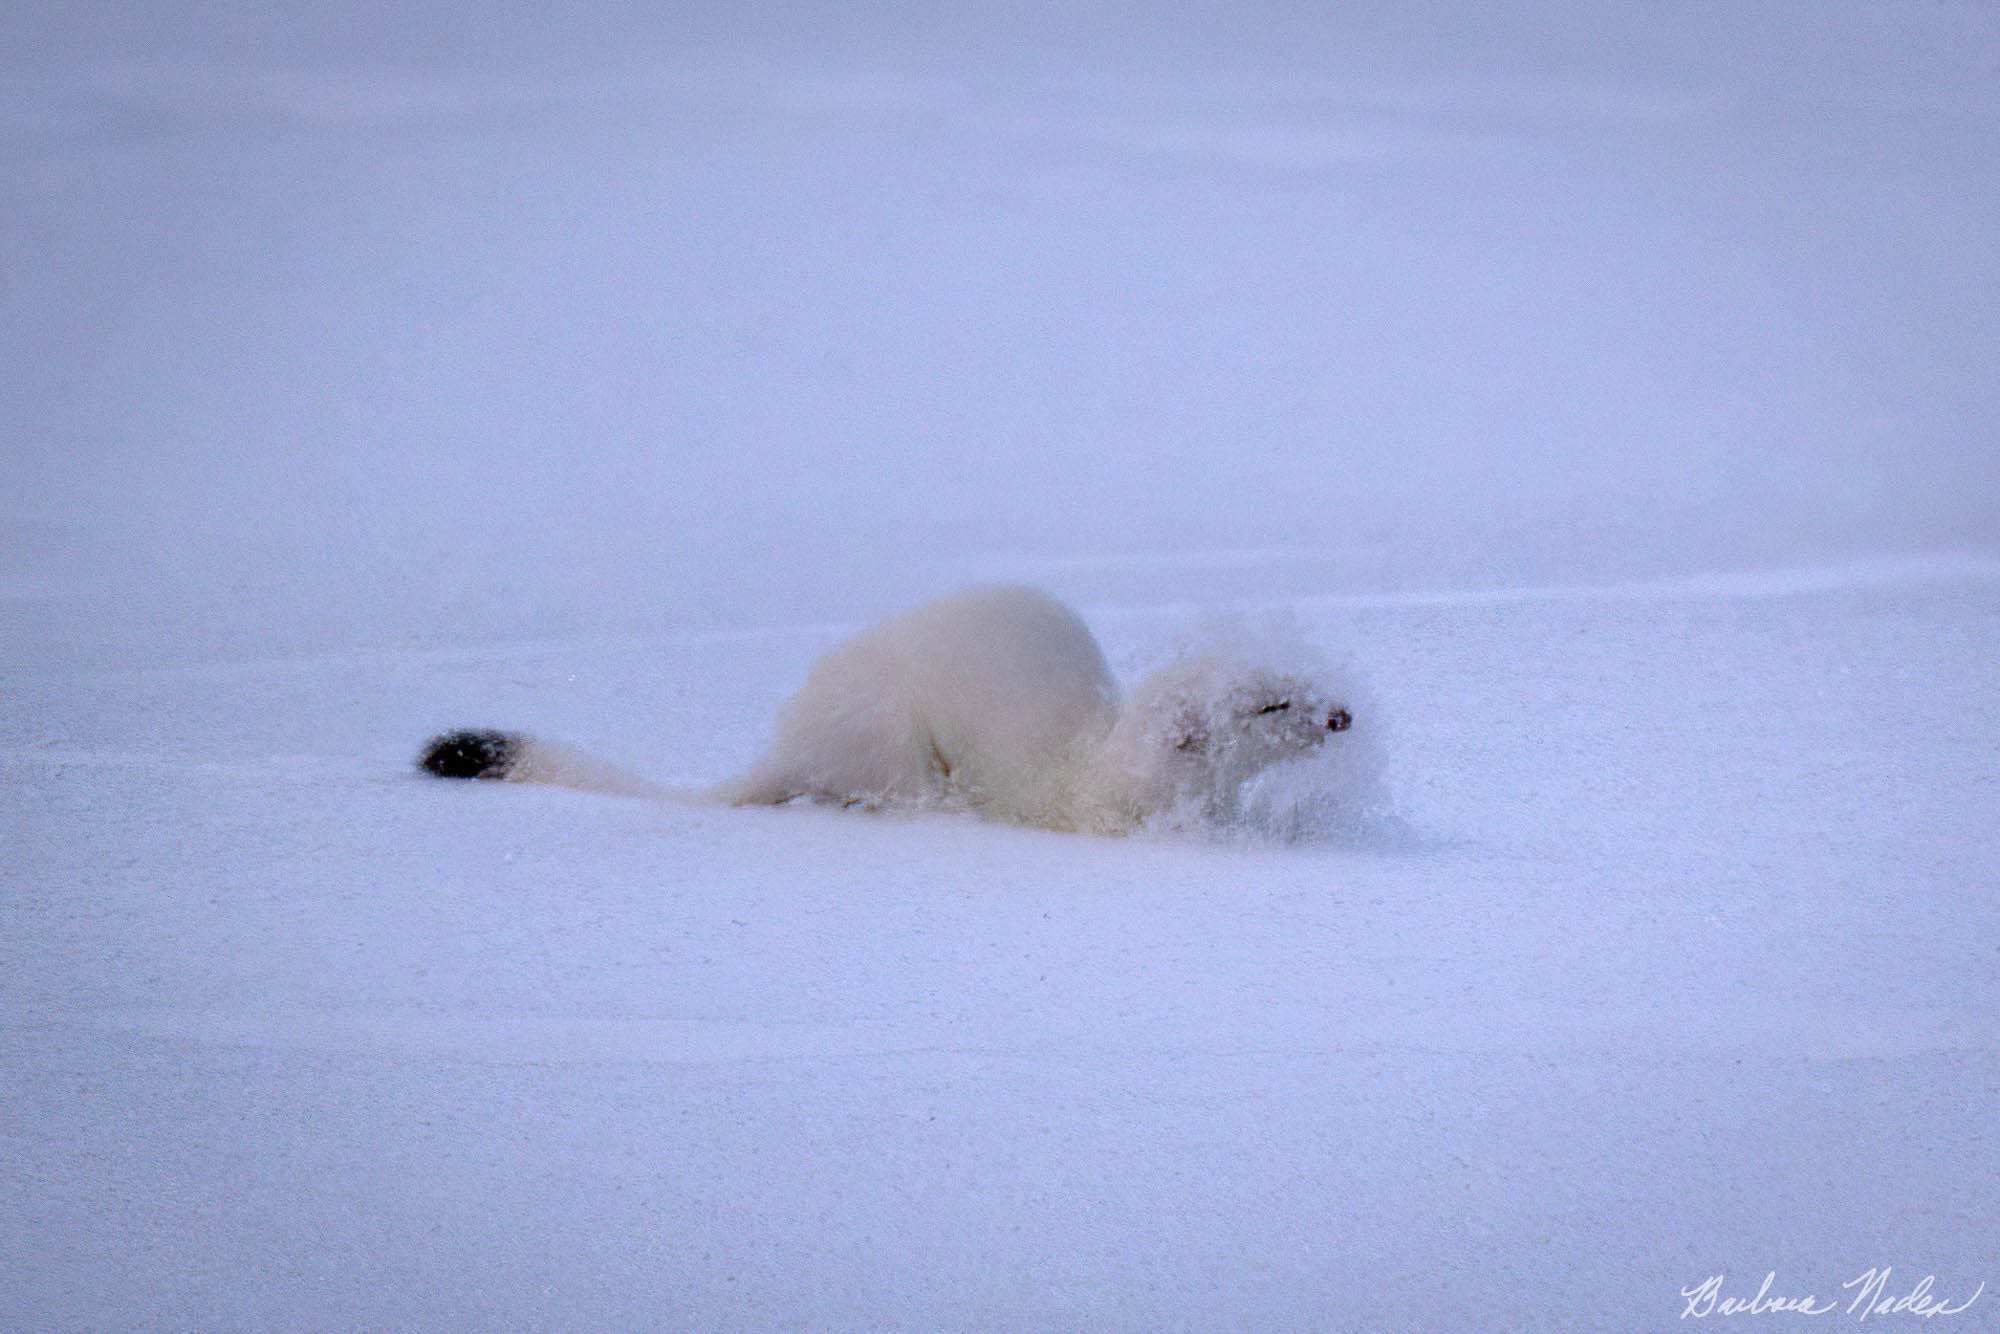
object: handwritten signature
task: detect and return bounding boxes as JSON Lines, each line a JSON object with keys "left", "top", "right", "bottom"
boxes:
{"left": 1681, "top": 1270, "right": 1985, "bottom": 1321}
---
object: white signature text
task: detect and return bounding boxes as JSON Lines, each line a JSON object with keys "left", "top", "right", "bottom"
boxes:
{"left": 1681, "top": 1270, "right": 1985, "bottom": 1321}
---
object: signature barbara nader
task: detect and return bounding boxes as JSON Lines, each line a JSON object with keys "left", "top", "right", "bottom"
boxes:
{"left": 1681, "top": 1270, "right": 1985, "bottom": 1321}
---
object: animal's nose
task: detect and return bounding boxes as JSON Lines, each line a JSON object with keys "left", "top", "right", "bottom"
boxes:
{"left": 1326, "top": 709, "right": 1351, "bottom": 732}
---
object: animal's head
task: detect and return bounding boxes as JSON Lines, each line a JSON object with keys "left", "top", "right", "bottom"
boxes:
{"left": 1109, "top": 655, "right": 1352, "bottom": 818}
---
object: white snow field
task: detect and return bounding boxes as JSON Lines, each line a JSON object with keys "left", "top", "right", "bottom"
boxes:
{"left": 4, "top": 2, "right": 1997, "bottom": 1329}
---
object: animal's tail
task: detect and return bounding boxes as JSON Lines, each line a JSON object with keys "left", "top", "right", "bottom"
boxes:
{"left": 416, "top": 728, "right": 701, "bottom": 802}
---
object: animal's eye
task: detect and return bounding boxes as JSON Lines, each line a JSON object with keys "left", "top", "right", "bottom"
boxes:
{"left": 1254, "top": 699, "right": 1291, "bottom": 715}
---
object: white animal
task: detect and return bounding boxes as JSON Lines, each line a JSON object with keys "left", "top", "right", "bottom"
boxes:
{"left": 419, "top": 585, "right": 1351, "bottom": 834}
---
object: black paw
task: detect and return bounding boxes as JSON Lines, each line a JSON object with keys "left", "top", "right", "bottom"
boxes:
{"left": 418, "top": 729, "right": 519, "bottom": 779}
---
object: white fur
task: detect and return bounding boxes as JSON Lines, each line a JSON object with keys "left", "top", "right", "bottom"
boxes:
{"left": 502, "top": 738, "right": 678, "bottom": 800}
{"left": 438, "top": 586, "right": 1353, "bottom": 835}
{"left": 713, "top": 586, "right": 1350, "bottom": 834}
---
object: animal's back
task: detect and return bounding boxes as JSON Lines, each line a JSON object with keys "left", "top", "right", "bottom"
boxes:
{"left": 890, "top": 585, "right": 1117, "bottom": 795}
{"left": 726, "top": 585, "right": 1118, "bottom": 815}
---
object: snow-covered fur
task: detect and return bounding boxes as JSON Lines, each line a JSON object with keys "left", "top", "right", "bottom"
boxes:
{"left": 419, "top": 585, "right": 1352, "bottom": 835}
{"left": 1095, "top": 650, "right": 1354, "bottom": 832}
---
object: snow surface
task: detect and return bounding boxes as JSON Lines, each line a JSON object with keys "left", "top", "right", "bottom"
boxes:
{"left": 4, "top": 2, "right": 1997, "bottom": 1329}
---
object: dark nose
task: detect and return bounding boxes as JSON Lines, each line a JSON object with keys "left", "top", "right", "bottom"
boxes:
{"left": 1326, "top": 709, "right": 1351, "bottom": 732}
